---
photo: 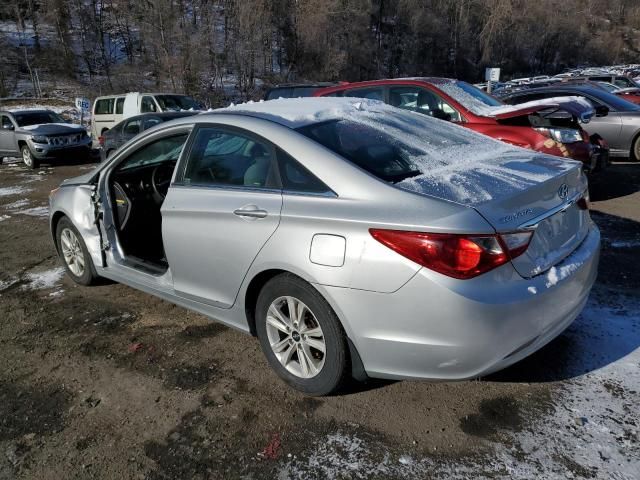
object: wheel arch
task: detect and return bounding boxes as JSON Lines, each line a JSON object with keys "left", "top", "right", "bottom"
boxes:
{"left": 630, "top": 129, "right": 640, "bottom": 160}
{"left": 50, "top": 210, "right": 68, "bottom": 253}
{"left": 243, "top": 268, "right": 368, "bottom": 381}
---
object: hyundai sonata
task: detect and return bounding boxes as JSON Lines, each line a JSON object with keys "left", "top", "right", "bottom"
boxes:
{"left": 49, "top": 98, "right": 600, "bottom": 395}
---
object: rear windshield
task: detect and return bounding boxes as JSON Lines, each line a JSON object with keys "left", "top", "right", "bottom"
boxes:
{"left": 296, "top": 110, "right": 474, "bottom": 183}
{"left": 155, "top": 95, "right": 202, "bottom": 111}
{"left": 14, "top": 111, "right": 65, "bottom": 126}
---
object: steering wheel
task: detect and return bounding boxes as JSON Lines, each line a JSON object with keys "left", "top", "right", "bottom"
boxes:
{"left": 151, "top": 162, "right": 175, "bottom": 200}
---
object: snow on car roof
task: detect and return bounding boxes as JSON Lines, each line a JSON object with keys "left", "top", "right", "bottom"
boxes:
{"left": 213, "top": 97, "right": 398, "bottom": 128}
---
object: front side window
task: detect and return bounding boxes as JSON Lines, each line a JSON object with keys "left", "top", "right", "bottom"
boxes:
{"left": 95, "top": 98, "right": 115, "bottom": 115}
{"left": 115, "top": 97, "right": 125, "bottom": 114}
{"left": 389, "top": 86, "right": 462, "bottom": 122}
{"left": 1, "top": 115, "right": 14, "bottom": 129}
{"left": 123, "top": 118, "right": 141, "bottom": 136}
{"left": 183, "top": 127, "right": 276, "bottom": 188}
{"left": 118, "top": 134, "right": 188, "bottom": 171}
{"left": 343, "top": 87, "right": 385, "bottom": 101}
{"left": 141, "top": 96, "right": 157, "bottom": 113}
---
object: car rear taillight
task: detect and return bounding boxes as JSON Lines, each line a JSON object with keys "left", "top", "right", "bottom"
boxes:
{"left": 369, "top": 229, "right": 533, "bottom": 279}
{"left": 98, "top": 136, "right": 105, "bottom": 146}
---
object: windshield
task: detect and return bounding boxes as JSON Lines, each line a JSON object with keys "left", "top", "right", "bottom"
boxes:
{"left": 155, "top": 95, "right": 202, "bottom": 111}
{"left": 14, "top": 111, "right": 65, "bottom": 127}
{"left": 296, "top": 109, "right": 477, "bottom": 183}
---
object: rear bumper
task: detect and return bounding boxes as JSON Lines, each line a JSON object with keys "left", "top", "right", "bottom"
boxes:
{"left": 319, "top": 224, "right": 600, "bottom": 381}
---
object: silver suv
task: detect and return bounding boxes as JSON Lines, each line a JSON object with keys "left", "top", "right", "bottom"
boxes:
{"left": 0, "top": 109, "right": 92, "bottom": 168}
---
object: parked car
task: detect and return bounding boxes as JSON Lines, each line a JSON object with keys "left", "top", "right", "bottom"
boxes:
{"left": 264, "top": 83, "right": 339, "bottom": 100}
{"left": 91, "top": 92, "right": 202, "bottom": 141}
{"left": 569, "top": 75, "right": 639, "bottom": 89}
{"left": 499, "top": 84, "right": 640, "bottom": 160}
{"left": 0, "top": 109, "right": 92, "bottom": 168}
{"left": 49, "top": 97, "right": 599, "bottom": 395}
{"left": 593, "top": 82, "right": 640, "bottom": 105}
{"left": 314, "top": 78, "right": 608, "bottom": 172}
{"left": 99, "top": 111, "right": 199, "bottom": 161}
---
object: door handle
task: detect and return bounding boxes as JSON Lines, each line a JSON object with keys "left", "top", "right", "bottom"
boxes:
{"left": 233, "top": 205, "right": 268, "bottom": 219}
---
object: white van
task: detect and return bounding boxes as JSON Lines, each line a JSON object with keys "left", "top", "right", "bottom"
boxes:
{"left": 91, "top": 92, "right": 202, "bottom": 141}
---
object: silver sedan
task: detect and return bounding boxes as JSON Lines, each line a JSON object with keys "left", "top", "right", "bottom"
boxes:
{"left": 49, "top": 98, "right": 600, "bottom": 395}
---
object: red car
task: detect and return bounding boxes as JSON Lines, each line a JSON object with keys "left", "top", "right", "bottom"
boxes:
{"left": 314, "top": 78, "right": 608, "bottom": 172}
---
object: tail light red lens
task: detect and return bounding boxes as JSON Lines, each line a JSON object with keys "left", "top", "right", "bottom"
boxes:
{"left": 98, "top": 136, "right": 105, "bottom": 146}
{"left": 369, "top": 229, "right": 533, "bottom": 280}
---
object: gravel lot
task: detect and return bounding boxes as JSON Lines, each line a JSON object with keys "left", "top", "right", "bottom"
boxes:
{"left": 0, "top": 157, "right": 638, "bottom": 479}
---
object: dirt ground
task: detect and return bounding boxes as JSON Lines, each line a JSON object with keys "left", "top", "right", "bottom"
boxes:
{"left": 0, "top": 156, "right": 638, "bottom": 479}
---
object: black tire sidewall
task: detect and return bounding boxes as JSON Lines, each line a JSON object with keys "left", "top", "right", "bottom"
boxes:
{"left": 56, "top": 217, "right": 97, "bottom": 286}
{"left": 256, "top": 273, "right": 348, "bottom": 396}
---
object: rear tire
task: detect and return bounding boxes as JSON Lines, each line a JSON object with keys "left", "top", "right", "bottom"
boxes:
{"left": 21, "top": 145, "right": 39, "bottom": 169}
{"left": 255, "top": 273, "right": 349, "bottom": 396}
{"left": 56, "top": 217, "right": 99, "bottom": 286}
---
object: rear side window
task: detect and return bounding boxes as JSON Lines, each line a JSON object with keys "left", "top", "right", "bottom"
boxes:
{"left": 277, "top": 148, "right": 331, "bottom": 194}
{"left": 115, "top": 97, "right": 125, "bottom": 114}
{"left": 343, "top": 87, "right": 385, "bottom": 101}
{"left": 1, "top": 115, "right": 13, "bottom": 129}
{"left": 389, "top": 86, "right": 461, "bottom": 122}
{"left": 143, "top": 117, "right": 162, "bottom": 130}
{"left": 183, "top": 127, "right": 278, "bottom": 188}
{"left": 95, "top": 98, "right": 114, "bottom": 115}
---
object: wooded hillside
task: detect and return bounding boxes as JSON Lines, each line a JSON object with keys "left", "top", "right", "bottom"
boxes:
{"left": 2, "top": 0, "right": 640, "bottom": 104}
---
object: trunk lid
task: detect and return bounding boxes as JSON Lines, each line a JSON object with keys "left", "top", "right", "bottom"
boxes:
{"left": 397, "top": 145, "right": 590, "bottom": 278}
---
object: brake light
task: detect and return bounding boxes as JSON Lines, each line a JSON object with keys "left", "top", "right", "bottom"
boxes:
{"left": 369, "top": 229, "right": 533, "bottom": 279}
{"left": 98, "top": 136, "right": 105, "bottom": 146}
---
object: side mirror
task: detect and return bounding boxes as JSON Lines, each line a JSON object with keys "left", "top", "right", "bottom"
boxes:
{"left": 595, "top": 105, "right": 609, "bottom": 117}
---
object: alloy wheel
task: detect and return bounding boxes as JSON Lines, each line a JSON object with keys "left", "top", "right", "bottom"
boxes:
{"left": 265, "top": 296, "right": 326, "bottom": 379}
{"left": 60, "top": 228, "right": 85, "bottom": 277}
{"left": 22, "top": 147, "right": 33, "bottom": 167}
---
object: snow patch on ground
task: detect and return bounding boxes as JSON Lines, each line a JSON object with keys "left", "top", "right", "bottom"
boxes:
{"left": 0, "top": 214, "right": 9, "bottom": 222}
{"left": 16, "top": 205, "right": 49, "bottom": 217}
{"left": 22, "top": 267, "right": 65, "bottom": 291}
{"left": 3, "top": 199, "right": 30, "bottom": 209}
{"left": 280, "top": 291, "right": 640, "bottom": 479}
{"left": 0, "top": 186, "right": 32, "bottom": 197}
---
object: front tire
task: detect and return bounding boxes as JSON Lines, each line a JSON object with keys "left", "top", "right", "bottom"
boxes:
{"left": 256, "top": 273, "right": 349, "bottom": 396}
{"left": 632, "top": 135, "right": 640, "bottom": 162}
{"left": 56, "top": 217, "right": 99, "bottom": 286}
{"left": 21, "top": 145, "right": 39, "bottom": 169}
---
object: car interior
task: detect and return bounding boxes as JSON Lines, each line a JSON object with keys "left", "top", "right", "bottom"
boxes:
{"left": 107, "top": 129, "right": 281, "bottom": 273}
{"left": 108, "top": 133, "right": 188, "bottom": 273}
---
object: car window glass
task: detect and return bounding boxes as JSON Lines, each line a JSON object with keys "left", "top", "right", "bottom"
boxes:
{"left": 184, "top": 127, "right": 277, "bottom": 188}
{"left": 141, "top": 96, "right": 157, "bottom": 113}
{"left": 143, "top": 117, "right": 162, "bottom": 130}
{"left": 123, "top": 119, "right": 141, "bottom": 135}
{"left": 119, "top": 134, "right": 188, "bottom": 171}
{"left": 389, "top": 86, "right": 462, "bottom": 122}
{"left": 344, "top": 87, "right": 384, "bottom": 101}
{"left": 1, "top": 115, "right": 13, "bottom": 129}
{"left": 95, "top": 98, "right": 115, "bottom": 115}
{"left": 613, "top": 78, "right": 634, "bottom": 88}
{"left": 277, "top": 148, "right": 330, "bottom": 194}
{"left": 115, "top": 97, "right": 125, "bottom": 115}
